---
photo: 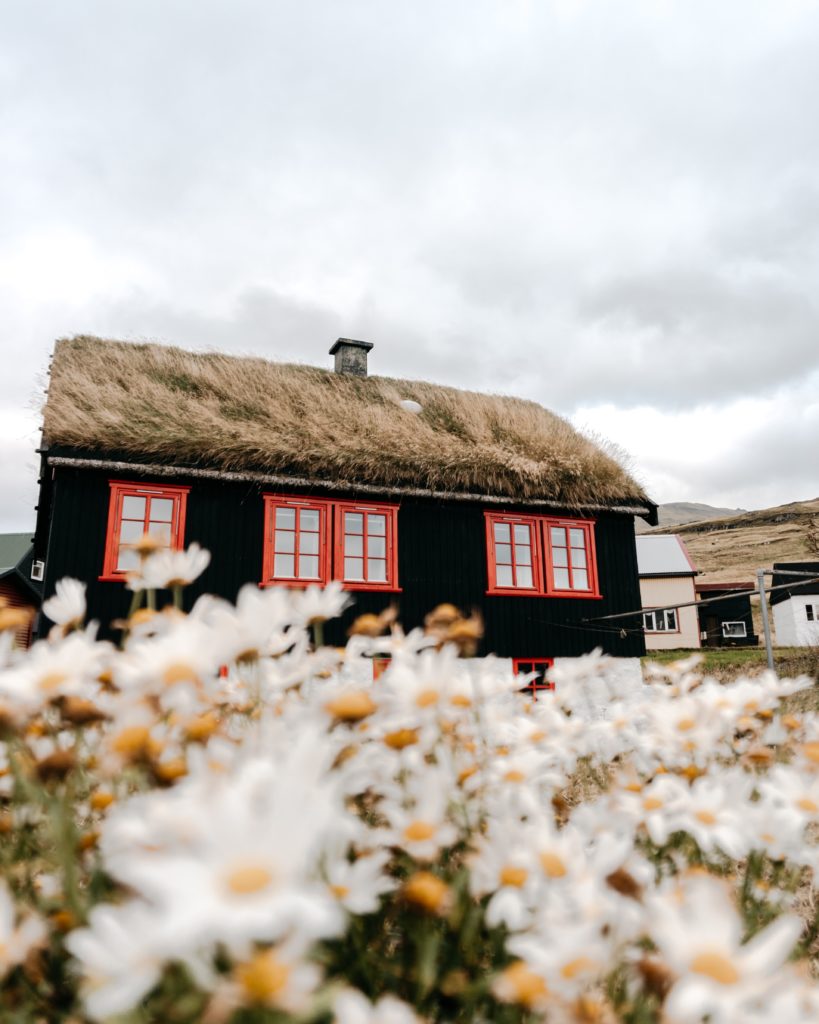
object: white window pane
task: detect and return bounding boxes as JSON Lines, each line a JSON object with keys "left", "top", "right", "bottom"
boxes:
{"left": 147, "top": 522, "right": 172, "bottom": 546}
{"left": 572, "top": 569, "right": 589, "bottom": 590}
{"left": 368, "top": 535, "right": 386, "bottom": 557}
{"left": 554, "top": 568, "right": 570, "bottom": 589}
{"left": 274, "top": 553, "right": 295, "bottom": 577}
{"left": 299, "top": 531, "right": 319, "bottom": 554}
{"left": 345, "top": 512, "right": 363, "bottom": 534}
{"left": 496, "top": 565, "right": 513, "bottom": 587}
{"left": 298, "top": 555, "right": 319, "bottom": 578}
{"left": 367, "top": 559, "right": 387, "bottom": 581}
{"left": 552, "top": 547, "right": 568, "bottom": 567}
{"left": 344, "top": 557, "right": 364, "bottom": 579}
{"left": 275, "top": 507, "right": 295, "bottom": 529}
{"left": 149, "top": 497, "right": 174, "bottom": 522}
{"left": 368, "top": 514, "right": 386, "bottom": 536}
{"left": 569, "top": 528, "right": 585, "bottom": 548}
{"left": 517, "top": 566, "right": 533, "bottom": 588}
{"left": 495, "top": 543, "right": 512, "bottom": 565}
{"left": 494, "top": 521, "right": 510, "bottom": 543}
{"left": 345, "top": 535, "right": 363, "bottom": 557}
{"left": 121, "top": 495, "right": 146, "bottom": 520}
{"left": 515, "top": 544, "right": 531, "bottom": 566}
{"left": 513, "top": 524, "right": 530, "bottom": 544}
{"left": 300, "top": 509, "right": 319, "bottom": 531}
{"left": 116, "top": 547, "right": 140, "bottom": 572}
{"left": 119, "top": 519, "right": 144, "bottom": 545}
{"left": 274, "top": 530, "right": 295, "bottom": 553}
{"left": 572, "top": 548, "right": 587, "bottom": 568}
{"left": 550, "top": 527, "right": 566, "bottom": 547}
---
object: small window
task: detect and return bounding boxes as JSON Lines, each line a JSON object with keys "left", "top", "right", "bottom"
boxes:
{"left": 485, "top": 514, "right": 542, "bottom": 594}
{"left": 101, "top": 481, "right": 190, "bottom": 581}
{"left": 262, "top": 497, "right": 331, "bottom": 586}
{"left": 372, "top": 656, "right": 391, "bottom": 680}
{"left": 334, "top": 503, "right": 399, "bottom": 590}
{"left": 806, "top": 605, "right": 815, "bottom": 622}
{"left": 513, "top": 658, "right": 554, "bottom": 698}
{"left": 722, "top": 621, "right": 748, "bottom": 638}
{"left": 643, "top": 608, "right": 679, "bottom": 632}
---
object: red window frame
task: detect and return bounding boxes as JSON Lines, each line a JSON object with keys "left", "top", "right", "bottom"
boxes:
{"left": 541, "top": 518, "right": 600, "bottom": 598}
{"left": 485, "top": 513, "right": 544, "bottom": 595}
{"left": 261, "top": 495, "right": 400, "bottom": 592}
{"left": 372, "top": 656, "right": 391, "bottom": 680}
{"left": 334, "top": 501, "right": 399, "bottom": 591}
{"left": 485, "top": 512, "right": 601, "bottom": 599}
{"left": 100, "top": 480, "right": 190, "bottom": 582}
{"left": 262, "top": 496, "right": 332, "bottom": 587}
{"left": 513, "top": 658, "right": 554, "bottom": 698}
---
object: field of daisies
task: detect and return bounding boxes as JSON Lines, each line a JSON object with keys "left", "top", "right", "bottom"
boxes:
{"left": 2, "top": 541, "right": 819, "bottom": 1023}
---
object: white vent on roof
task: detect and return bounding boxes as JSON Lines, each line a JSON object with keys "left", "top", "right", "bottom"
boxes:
{"left": 31, "top": 560, "right": 44, "bottom": 582}
{"left": 399, "top": 399, "right": 423, "bottom": 415}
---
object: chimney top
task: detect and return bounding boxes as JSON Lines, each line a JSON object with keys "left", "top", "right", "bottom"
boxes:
{"left": 329, "top": 338, "right": 373, "bottom": 377}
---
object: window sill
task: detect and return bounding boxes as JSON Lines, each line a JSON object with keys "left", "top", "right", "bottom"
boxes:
{"left": 261, "top": 580, "right": 402, "bottom": 593}
{"left": 486, "top": 589, "right": 603, "bottom": 600}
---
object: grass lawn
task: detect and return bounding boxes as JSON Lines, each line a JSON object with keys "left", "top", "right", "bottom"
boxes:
{"left": 642, "top": 646, "right": 819, "bottom": 684}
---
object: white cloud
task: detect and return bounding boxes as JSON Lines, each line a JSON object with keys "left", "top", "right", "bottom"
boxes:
{"left": 1, "top": 0, "right": 818, "bottom": 528}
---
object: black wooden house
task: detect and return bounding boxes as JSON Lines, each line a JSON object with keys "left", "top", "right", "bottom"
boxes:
{"left": 33, "top": 337, "right": 657, "bottom": 664}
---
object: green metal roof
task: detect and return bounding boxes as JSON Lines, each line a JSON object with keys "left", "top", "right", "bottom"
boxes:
{"left": 0, "top": 533, "right": 33, "bottom": 574}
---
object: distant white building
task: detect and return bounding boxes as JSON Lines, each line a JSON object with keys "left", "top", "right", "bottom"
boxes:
{"left": 636, "top": 534, "right": 701, "bottom": 651}
{"left": 771, "top": 562, "right": 819, "bottom": 647}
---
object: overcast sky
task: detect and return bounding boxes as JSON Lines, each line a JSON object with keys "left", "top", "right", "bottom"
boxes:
{"left": 2, "top": 0, "right": 818, "bottom": 531}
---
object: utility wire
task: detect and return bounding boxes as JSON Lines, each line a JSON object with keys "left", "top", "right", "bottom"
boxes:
{"left": 581, "top": 574, "right": 819, "bottom": 626}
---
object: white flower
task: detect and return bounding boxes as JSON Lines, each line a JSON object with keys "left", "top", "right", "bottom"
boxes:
{"left": 0, "top": 883, "right": 46, "bottom": 980}
{"left": 325, "top": 850, "right": 396, "bottom": 914}
{"left": 334, "top": 988, "right": 421, "bottom": 1024}
{"left": 648, "top": 873, "right": 803, "bottom": 1024}
{"left": 42, "top": 577, "right": 86, "bottom": 631}
{"left": 127, "top": 542, "right": 210, "bottom": 591}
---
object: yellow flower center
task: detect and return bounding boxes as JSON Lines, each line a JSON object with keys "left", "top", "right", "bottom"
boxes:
{"left": 500, "top": 865, "right": 528, "bottom": 888}
{"left": 236, "top": 950, "right": 290, "bottom": 1003}
{"left": 403, "top": 872, "right": 450, "bottom": 913}
{"left": 324, "top": 691, "right": 377, "bottom": 721}
{"left": 643, "top": 797, "right": 663, "bottom": 811}
{"left": 690, "top": 951, "right": 739, "bottom": 985}
{"left": 450, "top": 694, "right": 472, "bottom": 708}
{"left": 416, "top": 689, "right": 439, "bottom": 708}
{"left": 38, "top": 671, "right": 68, "bottom": 692}
{"left": 801, "top": 742, "right": 819, "bottom": 764}
{"left": 494, "top": 961, "right": 549, "bottom": 1009}
{"left": 225, "top": 864, "right": 274, "bottom": 895}
{"left": 330, "top": 884, "right": 350, "bottom": 899}
{"left": 695, "top": 810, "right": 717, "bottom": 825}
{"left": 403, "top": 820, "right": 435, "bottom": 842}
{"left": 676, "top": 718, "right": 696, "bottom": 732}
{"left": 560, "top": 956, "right": 597, "bottom": 980}
{"left": 162, "top": 662, "right": 199, "bottom": 685}
{"left": 383, "top": 728, "right": 419, "bottom": 750}
{"left": 539, "top": 851, "right": 567, "bottom": 878}
{"left": 798, "top": 797, "right": 819, "bottom": 813}
{"left": 504, "top": 769, "right": 526, "bottom": 783}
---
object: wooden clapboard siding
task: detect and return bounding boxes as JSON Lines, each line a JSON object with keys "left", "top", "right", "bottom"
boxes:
{"left": 38, "top": 463, "right": 646, "bottom": 659}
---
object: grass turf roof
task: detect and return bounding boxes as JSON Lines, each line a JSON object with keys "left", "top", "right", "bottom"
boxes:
{"left": 42, "top": 336, "right": 651, "bottom": 510}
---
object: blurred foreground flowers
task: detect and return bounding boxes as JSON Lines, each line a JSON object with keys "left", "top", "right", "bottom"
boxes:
{"left": 1, "top": 544, "right": 819, "bottom": 1022}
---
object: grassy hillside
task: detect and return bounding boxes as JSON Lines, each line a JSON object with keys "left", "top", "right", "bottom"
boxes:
{"left": 634, "top": 501, "right": 746, "bottom": 534}
{"left": 648, "top": 497, "right": 819, "bottom": 584}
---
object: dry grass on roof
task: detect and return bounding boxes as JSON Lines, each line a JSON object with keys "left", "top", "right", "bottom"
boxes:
{"left": 42, "top": 336, "right": 650, "bottom": 508}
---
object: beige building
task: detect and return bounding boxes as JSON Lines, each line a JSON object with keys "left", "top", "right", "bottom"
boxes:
{"left": 636, "top": 535, "right": 701, "bottom": 651}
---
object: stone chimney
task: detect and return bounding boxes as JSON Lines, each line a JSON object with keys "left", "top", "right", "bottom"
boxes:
{"left": 329, "top": 338, "right": 373, "bottom": 377}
